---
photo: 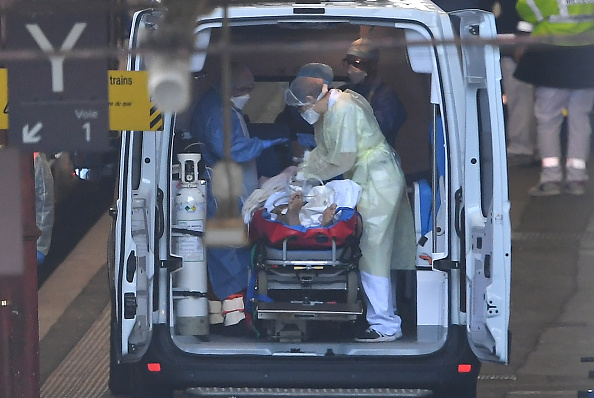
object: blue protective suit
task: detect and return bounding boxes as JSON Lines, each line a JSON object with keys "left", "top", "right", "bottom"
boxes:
{"left": 190, "top": 86, "right": 268, "bottom": 300}
{"left": 341, "top": 77, "right": 407, "bottom": 148}
{"left": 191, "top": 87, "right": 273, "bottom": 203}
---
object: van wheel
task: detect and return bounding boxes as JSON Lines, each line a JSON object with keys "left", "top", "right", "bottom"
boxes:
{"left": 109, "top": 302, "right": 131, "bottom": 395}
{"left": 130, "top": 363, "right": 175, "bottom": 398}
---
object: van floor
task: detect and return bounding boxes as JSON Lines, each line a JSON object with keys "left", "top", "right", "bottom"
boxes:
{"left": 171, "top": 324, "right": 447, "bottom": 356}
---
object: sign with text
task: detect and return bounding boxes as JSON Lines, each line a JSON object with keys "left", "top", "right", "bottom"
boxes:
{"left": 5, "top": 10, "right": 110, "bottom": 153}
{"left": 108, "top": 70, "right": 163, "bottom": 131}
{"left": 0, "top": 69, "right": 164, "bottom": 134}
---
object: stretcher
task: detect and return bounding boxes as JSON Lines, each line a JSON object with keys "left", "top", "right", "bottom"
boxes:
{"left": 249, "top": 207, "right": 364, "bottom": 342}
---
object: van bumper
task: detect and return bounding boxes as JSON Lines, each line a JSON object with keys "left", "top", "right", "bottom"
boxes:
{"left": 136, "top": 324, "right": 481, "bottom": 393}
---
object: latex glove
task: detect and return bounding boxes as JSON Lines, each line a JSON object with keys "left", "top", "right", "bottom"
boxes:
{"left": 262, "top": 138, "right": 289, "bottom": 150}
{"left": 294, "top": 170, "right": 306, "bottom": 182}
{"left": 297, "top": 133, "right": 317, "bottom": 149}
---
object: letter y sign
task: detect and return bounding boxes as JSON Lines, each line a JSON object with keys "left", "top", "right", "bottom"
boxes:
{"left": 25, "top": 23, "right": 87, "bottom": 93}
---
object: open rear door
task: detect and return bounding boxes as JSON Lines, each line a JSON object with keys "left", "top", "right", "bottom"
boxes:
{"left": 113, "top": 130, "right": 155, "bottom": 363}
{"left": 453, "top": 9, "right": 511, "bottom": 363}
{"left": 112, "top": 9, "right": 162, "bottom": 363}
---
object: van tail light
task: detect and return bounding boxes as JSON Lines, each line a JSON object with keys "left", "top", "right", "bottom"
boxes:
{"left": 458, "top": 364, "right": 472, "bottom": 373}
{"left": 147, "top": 363, "right": 162, "bottom": 372}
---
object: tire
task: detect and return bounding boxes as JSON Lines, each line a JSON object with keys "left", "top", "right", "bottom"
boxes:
{"left": 346, "top": 271, "right": 358, "bottom": 304}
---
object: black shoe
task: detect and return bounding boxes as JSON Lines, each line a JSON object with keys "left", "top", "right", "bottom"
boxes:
{"left": 354, "top": 328, "right": 402, "bottom": 342}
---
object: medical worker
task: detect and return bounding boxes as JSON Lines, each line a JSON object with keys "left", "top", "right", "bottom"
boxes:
{"left": 190, "top": 62, "right": 288, "bottom": 335}
{"left": 514, "top": 0, "right": 594, "bottom": 196}
{"left": 341, "top": 38, "right": 407, "bottom": 148}
{"left": 285, "top": 66, "right": 416, "bottom": 342}
{"left": 275, "top": 63, "right": 335, "bottom": 153}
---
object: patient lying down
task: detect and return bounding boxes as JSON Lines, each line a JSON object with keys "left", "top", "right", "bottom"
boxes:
{"left": 243, "top": 176, "right": 362, "bottom": 230}
{"left": 273, "top": 191, "right": 338, "bottom": 227}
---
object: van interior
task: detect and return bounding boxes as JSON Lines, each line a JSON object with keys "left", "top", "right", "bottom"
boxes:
{"left": 152, "top": 19, "right": 452, "bottom": 357}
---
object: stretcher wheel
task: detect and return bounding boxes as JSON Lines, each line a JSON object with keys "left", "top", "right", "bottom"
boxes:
{"left": 347, "top": 271, "right": 358, "bottom": 304}
{"left": 257, "top": 270, "right": 268, "bottom": 297}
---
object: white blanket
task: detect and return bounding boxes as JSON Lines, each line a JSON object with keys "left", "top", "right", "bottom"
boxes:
{"left": 261, "top": 179, "right": 361, "bottom": 227}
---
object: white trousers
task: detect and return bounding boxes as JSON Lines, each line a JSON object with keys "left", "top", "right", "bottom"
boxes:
{"left": 360, "top": 270, "right": 401, "bottom": 335}
{"left": 501, "top": 56, "right": 536, "bottom": 157}
{"left": 535, "top": 87, "right": 594, "bottom": 183}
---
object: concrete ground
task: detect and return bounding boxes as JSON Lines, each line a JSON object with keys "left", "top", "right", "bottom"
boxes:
{"left": 36, "top": 157, "right": 594, "bottom": 398}
{"left": 479, "top": 161, "right": 594, "bottom": 397}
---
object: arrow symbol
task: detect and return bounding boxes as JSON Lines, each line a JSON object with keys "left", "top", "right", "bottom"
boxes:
{"left": 23, "top": 122, "right": 43, "bottom": 144}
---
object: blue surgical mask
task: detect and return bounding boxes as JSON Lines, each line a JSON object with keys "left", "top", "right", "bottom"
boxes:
{"left": 301, "top": 108, "right": 321, "bottom": 125}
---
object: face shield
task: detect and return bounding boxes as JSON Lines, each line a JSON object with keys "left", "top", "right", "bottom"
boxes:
{"left": 284, "top": 76, "right": 327, "bottom": 107}
{"left": 284, "top": 86, "right": 310, "bottom": 107}
{"left": 285, "top": 76, "right": 328, "bottom": 125}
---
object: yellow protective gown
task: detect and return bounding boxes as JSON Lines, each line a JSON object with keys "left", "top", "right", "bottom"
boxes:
{"left": 301, "top": 89, "right": 415, "bottom": 277}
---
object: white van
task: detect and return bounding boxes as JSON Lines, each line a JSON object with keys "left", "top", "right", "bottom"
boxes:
{"left": 108, "top": 1, "right": 511, "bottom": 397}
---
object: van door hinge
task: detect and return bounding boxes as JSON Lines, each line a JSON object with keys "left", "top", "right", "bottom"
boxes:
{"left": 434, "top": 259, "right": 459, "bottom": 270}
{"left": 109, "top": 205, "right": 117, "bottom": 218}
{"left": 124, "top": 292, "right": 137, "bottom": 319}
{"left": 161, "top": 258, "right": 182, "bottom": 271}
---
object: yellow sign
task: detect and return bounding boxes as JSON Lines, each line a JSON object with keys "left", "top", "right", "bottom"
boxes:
{"left": 108, "top": 70, "right": 163, "bottom": 131}
{"left": 0, "top": 69, "right": 8, "bottom": 129}
{"left": 0, "top": 69, "right": 163, "bottom": 132}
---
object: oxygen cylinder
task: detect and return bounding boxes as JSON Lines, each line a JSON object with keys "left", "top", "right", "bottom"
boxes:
{"left": 172, "top": 153, "right": 209, "bottom": 336}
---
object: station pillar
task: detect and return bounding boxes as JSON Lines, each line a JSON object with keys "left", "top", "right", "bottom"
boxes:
{"left": 0, "top": 147, "right": 40, "bottom": 398}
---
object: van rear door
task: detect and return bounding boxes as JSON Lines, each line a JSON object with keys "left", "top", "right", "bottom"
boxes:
{"left": 113, "top": 131, "right": 155, "bottom": 363}
{"left": 454, "top": 9, "right": 511, "bottom": 364}
{"left": 113, "top": 9, "right": 161, "bottom": 363}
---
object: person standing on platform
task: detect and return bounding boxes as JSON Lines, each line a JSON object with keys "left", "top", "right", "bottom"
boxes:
{"left": 514, "top": 0, "right": 594, "bottom": 196}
